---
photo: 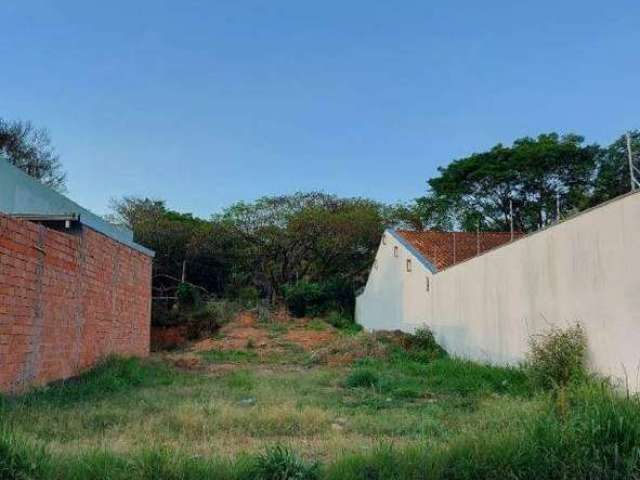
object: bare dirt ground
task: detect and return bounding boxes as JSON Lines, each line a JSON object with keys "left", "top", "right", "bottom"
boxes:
{"left": 164, "top": 310, "right": 341, "bottom": 372}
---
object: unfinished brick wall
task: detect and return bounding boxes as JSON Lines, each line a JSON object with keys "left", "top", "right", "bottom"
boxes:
{"left": 0, "top": 214, "right": 152, "bottom": 393}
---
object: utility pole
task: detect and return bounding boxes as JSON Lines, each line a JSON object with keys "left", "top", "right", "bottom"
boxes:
{"left": 556, "top": 191, "right": 561, "bottom": 222}
{"left": 509, "top": 199, "right": 514, "bottom": 241}
{"left": 627, "top": 132, "right": 638, "bottom": 192}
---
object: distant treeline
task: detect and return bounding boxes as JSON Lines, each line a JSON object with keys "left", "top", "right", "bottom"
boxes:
{"left": 107, "top": 130, "right": 639, "bottom": 313}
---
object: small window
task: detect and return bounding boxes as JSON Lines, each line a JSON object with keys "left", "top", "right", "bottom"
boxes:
{"left": 393, "top": 246, "right": 399, "bottom": 257}
{"left": 406, "top": 259, "right": 412, "bottom": 272}
{"left": 426, "top": 276, "right": 430, "bottom": 292}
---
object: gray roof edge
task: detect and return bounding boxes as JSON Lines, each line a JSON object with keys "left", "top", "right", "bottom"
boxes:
{"left": 80, "top": 217, "right": 156, "bottom": 257}
{"left": 386, "top": 228, "right": 438, "bottom": 273}
{"left": 0, "top": 158, "right": 155, "bottom": 257}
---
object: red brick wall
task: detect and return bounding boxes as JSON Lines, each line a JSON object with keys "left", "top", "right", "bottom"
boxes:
{"left": 0, "top": 214, "right": 152, "bottom": 393}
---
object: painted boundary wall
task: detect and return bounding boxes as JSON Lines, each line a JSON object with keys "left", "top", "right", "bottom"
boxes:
{"left": 357, "top": 192, "right": 640, "bottom": 390}
{"left": 0, "top": 214, "right": 152, "bottom": 393}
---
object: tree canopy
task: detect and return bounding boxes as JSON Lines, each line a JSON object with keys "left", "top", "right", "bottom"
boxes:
{"left": 0, "top": 118, "right": 66, "bottom": 191}
{"left": 420, "top": 133, "right": 605, "bottom": 232}
{"left": 110, "top": 193, "right": 391, "bottom": 311}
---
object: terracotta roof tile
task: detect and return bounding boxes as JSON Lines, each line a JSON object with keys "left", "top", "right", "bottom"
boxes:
{"left": 396, "top": 230, "right": 518, "bottom": 271}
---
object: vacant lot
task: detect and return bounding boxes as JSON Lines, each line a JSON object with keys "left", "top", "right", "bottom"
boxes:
{"left": 2, "top": 313, "right": 640, "bottom": 479}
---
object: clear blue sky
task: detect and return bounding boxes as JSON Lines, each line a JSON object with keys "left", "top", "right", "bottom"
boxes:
{"left": 2, "top": 1, "right": 639, "bottom": 217}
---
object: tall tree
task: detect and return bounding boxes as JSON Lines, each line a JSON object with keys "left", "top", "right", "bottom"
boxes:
{"left": 0, "top": 118, "right": 66, "bottom": 191}
{"left": 219, "top": 192, "right": 388, "bottom": 300}
{"left": 108, "top": 197, "right": 243, "bottom": 298}
{"left": 427, "top": 133, "right": 600, "bottom": 232}
{"left": 591, "top": 130, "right": 640, "bottom": 205}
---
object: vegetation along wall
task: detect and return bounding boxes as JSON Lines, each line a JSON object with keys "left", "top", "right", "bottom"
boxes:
{"left": 0, "top": 214, "right": 152, "bottom": 393}
{"left": 357, "top": 192, "right": 640, "bottom": 391}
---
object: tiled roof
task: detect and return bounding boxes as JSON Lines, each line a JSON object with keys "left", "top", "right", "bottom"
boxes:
{"left": 396, "top": 230, "right": 518, "bottom": 271}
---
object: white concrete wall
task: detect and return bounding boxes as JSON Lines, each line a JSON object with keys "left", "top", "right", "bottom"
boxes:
{"left": 356, "top": 192, "right": 640, "bottom": 390}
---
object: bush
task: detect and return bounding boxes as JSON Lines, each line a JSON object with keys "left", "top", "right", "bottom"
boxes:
{"left": 176, "top": 282, "right": 200, "bottom": 308}
{"left": 325, "top": 311, "right": 352, "bottom": 329}
{"left": 283, "top": 282, "right": 325, "bottom": 317}
{"left": 237, "top": 286, "right": 260, "bottom": 308}
{"left": 527, "top": 324, "right": 588, "bottom": 390}
{"left": 283, "top": 279, "right": 355, "bottom": 318}
{"left": 345, "top": 368, "right": 381, "bottom": 389}
{"left": 407, "top": 326, "right": 447, "bottom": 361}
{"left": 204, "top": 299, "right": 241, "bottom": 327}
{"left": 249, "top": 445, "right": 319, "bottom": 480}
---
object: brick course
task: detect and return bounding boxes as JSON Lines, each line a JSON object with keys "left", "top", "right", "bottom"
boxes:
{"left": 0, "top": 214, "right": 152, "bottom": 393}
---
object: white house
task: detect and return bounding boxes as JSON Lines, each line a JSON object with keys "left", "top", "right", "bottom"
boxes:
{"left": 356, "top": 192, "right": 640, "bottom": 390}
{"left": 355, "top": 229, "right": 514, "bottom": 333}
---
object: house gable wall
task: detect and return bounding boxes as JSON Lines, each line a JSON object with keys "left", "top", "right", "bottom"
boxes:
{"left": 356, "top": 192, "right": 640, "bottom": 391}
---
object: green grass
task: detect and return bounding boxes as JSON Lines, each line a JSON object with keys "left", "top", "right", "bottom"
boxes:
{"left": 3, "top": 341, "right": 640, "bottom": 479}
{"left": 200, "top": 349, "right": 260, "bottom": 364}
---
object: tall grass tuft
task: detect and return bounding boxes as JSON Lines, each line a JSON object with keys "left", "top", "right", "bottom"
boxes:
{"left": 527, "top": 323, "right": 587, "bottom": 390}
{"left": 0, "top": 430, "right": 47, "bottom": 480}
{"left": 249, "top": 445, "right": 319, "bottom": 480}
{"left": 344, "top": 368, "right": 381, "bottom": 389}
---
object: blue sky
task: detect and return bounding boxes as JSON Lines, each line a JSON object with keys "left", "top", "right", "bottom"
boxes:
{"left": 2, "top": 1, "right": 639, "bottom": 217}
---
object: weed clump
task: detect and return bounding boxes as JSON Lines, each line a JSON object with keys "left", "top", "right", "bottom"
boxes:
{"left": 345, "top": 368, "right": 381, "bottom": 389}
{"left": 250, "top": 445, "right": 319, "bottom": 480}
{"left": 527, "top": 324, "right": 587, "bottom": 390}
{"left": 0, "top": 430, "right": 46, "bottom": 480}
{"left": 407, "top": 326, "right": 447, "bottom": 361}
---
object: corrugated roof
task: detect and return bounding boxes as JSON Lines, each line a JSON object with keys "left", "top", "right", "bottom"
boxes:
{"left": 0, "top": 158, "right": 154, "bottom": 257}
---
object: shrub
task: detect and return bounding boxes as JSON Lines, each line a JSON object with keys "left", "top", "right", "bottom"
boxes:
{"left": 176, "top": 282, "right": 200, "bottom": 308}
{"left": 345, "top": 368, "right": 381, "bottom": 389}
{"left": 325, "top": 311, "right": 352, "bottom": 329}
{"left": 283, "top": 278, "right": 355, "bottom": 318}
{"left": 527, "top": 324, "right": 587, "bottom": 390}
{"left": 237, "top": 286, "right": 260, "bottom": 308}
{"left": 408, "top": 326, "right": 447, "bottom": 361}
{"left": 283, "top": 282, "right": 326, "bottom": 317}
{"left": 249, "top": 445, "right": 319, "bottom": 480}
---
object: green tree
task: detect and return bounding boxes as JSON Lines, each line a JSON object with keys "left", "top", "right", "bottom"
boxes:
{"left": 591, "top": 130, "right": 640, "bottom": 205}
{"left": 108, "top": 197, "right": 245, "bottom": 300}
{"left": 427, "top": 133, "right": 600, "bottom": 232}
{"left": 219, "top": 192, "right": 388, "bottom": 301}
{"left": 0, "top": 118, "right": 66, "bottom": 191}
